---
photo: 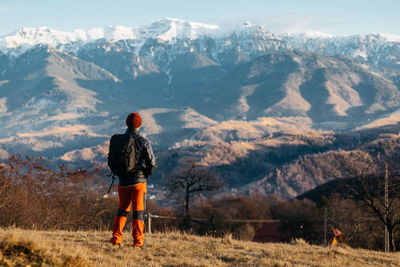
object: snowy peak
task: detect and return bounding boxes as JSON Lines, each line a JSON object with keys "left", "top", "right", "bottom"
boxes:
{"left": 379, "top": 33, "right": 400, "bottom": 43}
{"left": 99, "top": 25, "right": 137, "bottom": 41}
{"left": 0, "top": 26, "right": 138, "bottom": 49}
{"left": 221, "top": 20, "right": 270, "bottom": 38}
{"left": 143, "top": 18, "right": 220, "bottom": 41}
{"left": 0, "top": 18, "right": 220, "bottom": 51}
{"left": 2, "top": 19, "right": 400, "bottom": 50}
{"left": 1, "top": 18, "right": 400, "bottom": 71}
{"left": 293, "top": 31, "right": 333, "bottom": 39}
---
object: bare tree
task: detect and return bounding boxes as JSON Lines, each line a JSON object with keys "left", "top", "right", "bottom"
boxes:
{"left": 167, "top": 159, "right": 223, "bottom": 229}
{"left": 338, "top": 149, "right": 400, "bottom": 252}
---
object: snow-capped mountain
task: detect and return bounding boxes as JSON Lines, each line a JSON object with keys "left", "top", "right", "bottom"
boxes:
{"left": 2, "top": 18, "right": 400, "bottom": 198}
{"left": 0, "top": 18, "right": 220, "bottom": 57}
{"left": 1, "top": 18, "right": 400, "bottom": 70}
{"left": 0, "top": 18, "right": 220, "bottom": 47}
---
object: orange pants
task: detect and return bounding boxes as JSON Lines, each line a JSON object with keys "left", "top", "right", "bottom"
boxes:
{"left": 111, "top": 182, "right": 147, "bottom": 246}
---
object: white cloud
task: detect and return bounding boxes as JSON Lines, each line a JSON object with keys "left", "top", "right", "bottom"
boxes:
{"left": 253, "top": 15, "right": 348, "bottom": 35}
{"left": 215, "top": 15, "right": 349, "bottom": 36}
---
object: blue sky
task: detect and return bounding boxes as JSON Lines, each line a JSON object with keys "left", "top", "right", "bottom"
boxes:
{"left": 0, "top": 0, "right": 399, "bottom": 36}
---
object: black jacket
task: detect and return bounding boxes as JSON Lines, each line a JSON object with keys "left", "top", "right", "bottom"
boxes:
{"left": 118, "top": 128, "right": 156, "bottom": 187}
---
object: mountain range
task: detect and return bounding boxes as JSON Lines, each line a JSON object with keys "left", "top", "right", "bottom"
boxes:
{"left": 1, "top": 18, "right": 400, "bottom": 199}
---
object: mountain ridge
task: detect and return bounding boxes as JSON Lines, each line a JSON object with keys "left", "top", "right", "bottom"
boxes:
{"left": 2, "top": 19, "right": 400, "bottom": 198}
{"left": 2, "top": 18, "right": 400, "bottom": 72}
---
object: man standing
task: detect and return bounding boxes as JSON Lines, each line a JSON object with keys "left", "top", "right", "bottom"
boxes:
{"left": 109, "top": 112, "right": 156, "bottom": 247}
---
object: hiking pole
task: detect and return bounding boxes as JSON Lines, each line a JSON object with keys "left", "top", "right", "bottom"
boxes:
{"left": 106, "top": 173, "right": 116, "bottom": 194}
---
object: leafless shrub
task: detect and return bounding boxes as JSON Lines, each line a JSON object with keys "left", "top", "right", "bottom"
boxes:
{"left": 0, "top": 155, "right": 115, "bottom": 230}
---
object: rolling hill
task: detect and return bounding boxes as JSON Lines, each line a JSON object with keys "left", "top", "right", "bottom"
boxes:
{"left": 2, "top": 18, "right": 400, "bottom": 198}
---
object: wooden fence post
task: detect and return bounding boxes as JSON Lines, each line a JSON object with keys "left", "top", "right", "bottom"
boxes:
{"left": 148, "top": 213, "right": 152, "bottom": 234}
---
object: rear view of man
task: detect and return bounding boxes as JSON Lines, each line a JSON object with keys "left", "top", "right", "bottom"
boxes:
{"left": 108, "top": 112, "right": 156, "bottom": 247}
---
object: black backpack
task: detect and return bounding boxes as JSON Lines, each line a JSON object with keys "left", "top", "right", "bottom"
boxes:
{"left": 107, "top": 133, "right": 137, "bottom": 176}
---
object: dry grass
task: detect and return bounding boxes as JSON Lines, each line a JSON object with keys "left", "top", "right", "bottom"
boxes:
{"left": 1, "top": 228, "right": 400, "bottom": 267}
{"left": 0, "top": 228, "right": 88, "bottom": 266}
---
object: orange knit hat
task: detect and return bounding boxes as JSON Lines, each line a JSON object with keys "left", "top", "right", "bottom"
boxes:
{"left": 126, "top": 112, "right": 142, "bottom": 129}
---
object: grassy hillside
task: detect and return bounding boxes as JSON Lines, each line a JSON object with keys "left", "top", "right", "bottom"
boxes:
{"left": 1, "top": 228, "right": 399, "bottom": 266}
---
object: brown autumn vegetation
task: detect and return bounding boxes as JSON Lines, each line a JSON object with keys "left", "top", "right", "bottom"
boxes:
{"left": 0, "top": 155, "right": 116, "bottom": 230}
{"left": 1, "top": 152, "right": 400, "bottom": 252}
